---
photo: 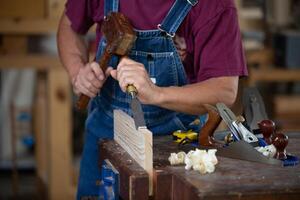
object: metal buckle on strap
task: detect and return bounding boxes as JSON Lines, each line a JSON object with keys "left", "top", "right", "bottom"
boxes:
{"left": 157, "top": 24, "right": 176, "bottom": 38}
{"left": 187, "top": 0, "right": 198, "bottom": 6}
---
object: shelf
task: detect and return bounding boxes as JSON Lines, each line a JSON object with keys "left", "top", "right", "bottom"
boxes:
{"left": 248, "top": 68, "right": 300, "bottom": 86}
{"left": 0, "top": 54, "right": 61, "bottom": 69}
{"left": 0, "top": 18, "right": 59, "bottom": 35}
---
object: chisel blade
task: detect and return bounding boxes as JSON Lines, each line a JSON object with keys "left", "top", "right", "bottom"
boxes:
{"left": 130, "top": 97, "right": 146, "bottom": 130}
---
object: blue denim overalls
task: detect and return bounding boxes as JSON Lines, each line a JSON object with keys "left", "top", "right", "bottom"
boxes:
{"left": 77, "top": 0, "right": 199, "bottom": 198}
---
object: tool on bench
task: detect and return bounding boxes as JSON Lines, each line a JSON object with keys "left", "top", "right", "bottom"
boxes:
{"left": 173, "top": 130, "right": 198, "bottom": 145}
{"left": 216, "top": 103, "right": 259, "bottom": 146}
{"left": 242, "top": 88, "right": 298, "bottom": 166}
{"left": 76, "top": 12, "right": 137, "bottom": 110}
{"left": 199, "top": 103, "right": 282, "bottom": 165}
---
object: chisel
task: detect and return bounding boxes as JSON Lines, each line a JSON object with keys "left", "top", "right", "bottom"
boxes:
{"left": 127, "top": 84, "right": 146, "bottom": 130}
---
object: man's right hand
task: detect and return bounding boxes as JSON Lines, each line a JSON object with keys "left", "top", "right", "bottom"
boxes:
{"left": 72, "top": 62, "right": 113, "bottom": 98}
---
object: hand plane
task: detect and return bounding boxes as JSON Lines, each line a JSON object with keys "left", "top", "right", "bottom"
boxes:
{"left": 216, "top": 103, "right": 259, "bottom": 146}
{"left": 198, "top": 103, "right": 282, "bottom": 166}
{"left": 199, "top": 103, "right": 259, "bottom": 147}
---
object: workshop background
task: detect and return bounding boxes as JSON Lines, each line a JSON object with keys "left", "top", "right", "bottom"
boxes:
{"left": 0, "top": 0, "right": 299, "bottom": 199}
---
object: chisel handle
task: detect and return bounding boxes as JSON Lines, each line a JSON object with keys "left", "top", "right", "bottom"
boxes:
{"left": 76, "top": 50, "right": 111, "bottom": 110}
{"left": 127, "top": 84, "right": 138, "bottom": 98}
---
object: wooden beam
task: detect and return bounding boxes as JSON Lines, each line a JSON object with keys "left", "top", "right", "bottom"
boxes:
{"left": 48, "top": 68, "right": 72, "bottom": 200}
{"left": 248, "top": 68, "right": 300, "bottom": 86}
{"left": 0, "top": 0, "right": 45, "bottom": 19}
{"left": 274, "top": 95, "right": 300, "bottom": 115}
{"left": 0, "top": 54, "right": 61, "bottom": 69}
{"left": 114, "top": 110, "right": 153, "bottom": 195}
{"left": 0, "top": 18, "right": 58, "bottom": 34}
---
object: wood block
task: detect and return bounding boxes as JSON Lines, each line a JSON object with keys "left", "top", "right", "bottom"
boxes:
{"left": 114, "top": 109, "right": 153, "bottom": 195}
{"left": 0, "top": 0, "right": 45, "bottom": 19}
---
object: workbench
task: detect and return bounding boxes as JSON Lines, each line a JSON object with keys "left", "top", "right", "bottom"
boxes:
{"left": 99, "top": 132, "right": 300, "bottom": 200}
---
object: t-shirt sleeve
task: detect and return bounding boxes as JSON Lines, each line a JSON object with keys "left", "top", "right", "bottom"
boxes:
{"left": 65, "top": 0, "right": 95, "bottom": 34}
{"left": 192, "top": 7, "right": 248, "bottom": 82}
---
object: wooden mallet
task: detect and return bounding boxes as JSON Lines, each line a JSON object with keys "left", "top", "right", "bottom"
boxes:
{"left": 76, "top": 12, "right": 137, "bottom": 110}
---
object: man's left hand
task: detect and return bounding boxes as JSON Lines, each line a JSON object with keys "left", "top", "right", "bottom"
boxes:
{"left": 110, "top": 57, "right": 161, "bottom": 105}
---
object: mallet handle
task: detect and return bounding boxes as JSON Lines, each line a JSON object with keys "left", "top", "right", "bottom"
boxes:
{"left": 76, "top": 50, "right": 111, "bottom": 110}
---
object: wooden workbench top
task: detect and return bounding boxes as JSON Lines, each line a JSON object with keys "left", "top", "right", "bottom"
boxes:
{"left": 100, "top": 133, "right": 300, "bottom": 200}
{"left": 153, "top": 133, "right": 300, "bottom": 200}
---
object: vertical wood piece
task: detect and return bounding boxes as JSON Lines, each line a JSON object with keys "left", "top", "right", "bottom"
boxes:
{"left": 34, "top": 73, "right": 48, "bottom": 182}
{"left": 10, "top": 104, "right": 19, "bottom": 197}
{"left": 48, "top": 68, "right": 72, "bottom": 200}
{"left": 114, "top": 110, "right": 153, "bottom": 195}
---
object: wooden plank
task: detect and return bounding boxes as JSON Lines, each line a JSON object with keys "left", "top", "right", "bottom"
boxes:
{"left": 47, "top": 0, "right": 66, "bottom": 19}
{"left": 0, "top": 54, "right": 61, "bottom": 69}
{"left": 99, "top": 140, "right": 149, "bottom": 200}
{"left": 34, "top": 73, "right": 48, "bottom": 183}
{"left": 0, "top": 0, "right": 45, "bottom": 18}
{"left": 274, "top": 95, "right": 300, "bottom": 131}
{"left": 114, "top": 110, "right": 153, "bottom": 195}
{"left": 48, "top": 68, "right": 72, "bottom": 200}
{"left": 248, "top": 68, "right": 300, "bottom": 86}
{"left": 274, "top": 95, "right": 300, "bottom": 115}
{"left": 1, "top": 35, "right": 27, "bottom": 54}
{"left": 0, "top": 18, "right": 58, "bottom": 34}
{"left": 246, "top": 48, "right": 274, "bottom": 67}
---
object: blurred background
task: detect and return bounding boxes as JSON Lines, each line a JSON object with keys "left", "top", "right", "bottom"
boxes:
{"left": 0, "top": 0, "right": 299, "bottom": 199}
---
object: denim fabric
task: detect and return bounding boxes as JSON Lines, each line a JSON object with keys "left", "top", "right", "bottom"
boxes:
{"left": 77, "top": 0, "right": 200, "bottom": 199}
{"left": 159, "top": 0, "right": 198, "bottom": 36}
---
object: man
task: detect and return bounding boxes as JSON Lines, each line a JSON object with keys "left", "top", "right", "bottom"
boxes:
{"left": 57, "top": 0, "right": 248, "bottom": 198}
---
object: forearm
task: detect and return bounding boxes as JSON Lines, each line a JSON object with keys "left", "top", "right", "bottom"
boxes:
{"left": 57, "top": 12, "right": 89, "bottom": 81}
{"left": 155, "top": 77, "right": 239, "bottom": 115}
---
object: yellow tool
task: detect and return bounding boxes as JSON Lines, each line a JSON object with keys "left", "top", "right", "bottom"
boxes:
{"left": 173, "top": 130, "right": 198, "bottom": 145}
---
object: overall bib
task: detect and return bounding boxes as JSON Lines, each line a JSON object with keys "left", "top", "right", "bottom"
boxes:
{"left": 77, "top": 0, "right": 200, "bottom": 198}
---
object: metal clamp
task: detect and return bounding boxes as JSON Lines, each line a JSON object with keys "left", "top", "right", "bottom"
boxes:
{"left": 187, "top": 0, "right": 198, "bottom": 6}
{"left": 157, "top": 24, "right": 176, "bottom": 38}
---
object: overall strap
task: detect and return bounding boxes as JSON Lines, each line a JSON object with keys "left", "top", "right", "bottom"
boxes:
{"left": 158, "top": 0, "right": 198, "bottom": 37}
{"left": 104, "top": 0, "right": 119, "bottom": 17}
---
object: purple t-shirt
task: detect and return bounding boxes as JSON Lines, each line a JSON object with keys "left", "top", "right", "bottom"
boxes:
{"left": 65, "top": 0, "right": 248, "bottom": 83}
